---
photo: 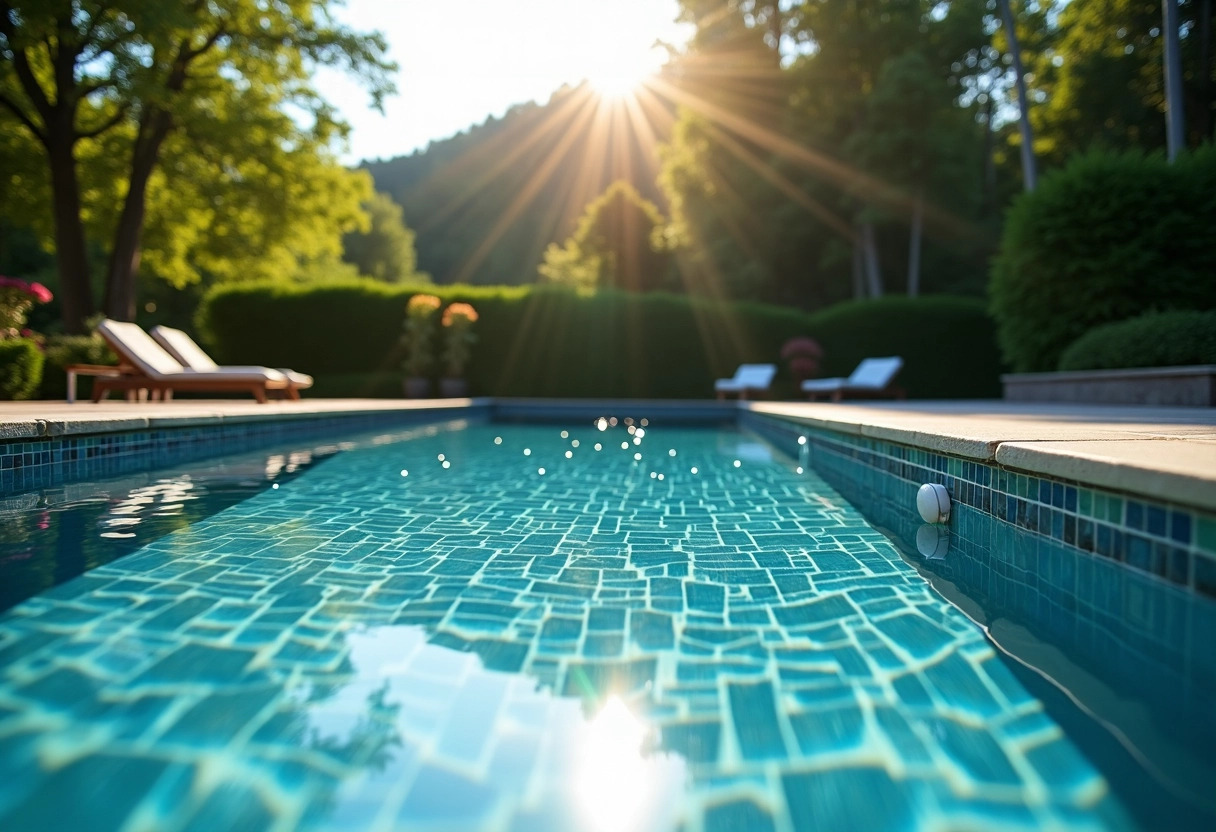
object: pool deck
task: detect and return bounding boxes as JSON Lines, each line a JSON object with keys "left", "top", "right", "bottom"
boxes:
{"left": 2, "top": 397, "right": 1215, "bottom": 510}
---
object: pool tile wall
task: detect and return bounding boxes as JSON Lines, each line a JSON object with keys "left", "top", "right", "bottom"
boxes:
{"left": 0, "top": 406, "right": 489, "bottom": 497}
{"left": 743, "top": 413, "right": 1216, "bottom": 600}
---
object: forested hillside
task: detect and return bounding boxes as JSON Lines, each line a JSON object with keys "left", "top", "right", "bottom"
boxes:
{"left": 364, "top": 84, "right": 672, "bottom": 287}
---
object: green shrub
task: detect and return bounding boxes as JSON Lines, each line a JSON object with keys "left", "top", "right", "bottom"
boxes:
{"left": 1059, "top": 310, "right": 1216, "bottom": 371}
{"left": 37, "top": 334, "right": 118, "bottom": 400}
{"left": 990, "top": 147, "right": 1216, "bottom": 372}
{"left": 198, "top": 280, "right": 1003, "bottom": 398}
{"left": 0, "top": 338, "right": 45, "bottom": 400}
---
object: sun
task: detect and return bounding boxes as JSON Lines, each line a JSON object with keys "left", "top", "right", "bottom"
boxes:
{"left": 584, "top": 43, "right": 667, "bottom": 99}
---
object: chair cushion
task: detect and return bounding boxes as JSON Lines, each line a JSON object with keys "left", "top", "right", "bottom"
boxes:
{"left": 847, "top": 357, "right": 903, "bottom": 389}
{"left": 801, "top": 377, "right": 846, "bottom": 391}
{"left": 150, "top": 326, "right": 219, "bottom": 371}
{"left": 97, "top": 320, "right": 185, "bottom": 378}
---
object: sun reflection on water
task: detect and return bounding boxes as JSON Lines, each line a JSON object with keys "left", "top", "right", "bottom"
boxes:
{"left": 574, "top": 697, "right": 683, "bottom": 832}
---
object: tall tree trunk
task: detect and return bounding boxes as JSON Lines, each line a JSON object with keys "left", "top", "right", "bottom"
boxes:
{"left": 1162, "top": 0, "right": 1186, "bottom": 159}
{"left": 998, "top": 0, "right": 1037, "bottom": 191}
{"left": 104, "top": 111, "right": 172, "bottom": 321}
{"left": 907, "top": 192, "right": 923, "bottom": 297}
{"left": 861, "top": 220, "right": 883, "bottom": 298}
{"left": 1196, "top": 0, "right": 1212, "bottom": 141}
{"left": 852, "top": 232, "right": 865, "bottom": 300}
{"left": 46, "top": 137, "right": 95, "bottom": 333}
{"left": 981, "top": 94, "right": 997, "bottom": 216}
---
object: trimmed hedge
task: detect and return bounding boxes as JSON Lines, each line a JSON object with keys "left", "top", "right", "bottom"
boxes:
{"left": 990, "top": 147, "right": 1216, "bottom": 372}
{"left": 198, "top": 280, "right": 1003, "bottom": 399}
{"left": 37, "top": 334, "right": 118, "bottom": 400}
{"left": 0, "top": 338, "right": 45, "bottom": 400}
{"left": 1059, "top": 310, "right": 1216, "bottom": 371}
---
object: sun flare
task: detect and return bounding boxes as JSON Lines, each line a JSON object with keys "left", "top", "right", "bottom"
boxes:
{"left": 584, "top": 43, "right": 667, "bottom": 99}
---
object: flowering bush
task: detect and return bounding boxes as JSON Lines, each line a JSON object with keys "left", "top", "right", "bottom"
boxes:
{"left": 0, "top": 277, "right": 53, "bottom": 339}
{"left": 441, "top": 303, "right": 479, "bottom": 378}
{"left": 781, "top": 336, "right": 823, "bottom": 382}
{"left": 401, "top": 294, "right": 441, "bottom": 377}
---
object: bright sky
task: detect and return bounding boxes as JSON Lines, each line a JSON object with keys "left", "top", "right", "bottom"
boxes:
{"left": 312, "top": 0, "right": 693, "bottom": 163}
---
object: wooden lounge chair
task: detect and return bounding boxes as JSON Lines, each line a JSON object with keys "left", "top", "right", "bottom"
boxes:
{"left": 715, "top": 364, "right": 777, "bottom": 400}
{"left": 801, "top": 356, "right": 905, "bottom": 402}
{"left": 83, "top": 319, "right": 294, "bottom": 403}
{"left": 150, "top": 325, "right": 313, "bottom": 396}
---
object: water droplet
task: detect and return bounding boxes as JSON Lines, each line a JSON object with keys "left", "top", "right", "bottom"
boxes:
{"left": 494, "top": 436, "right": 502, "bottom": 445}
{"left": 594, "top": 443, "right": 603, "bottom": 451}
{"left": 621, "top": 442, "right": 629, "bottom": 450}
{"left": 609, "top": 417, "right": 618, "bottom": 426}
{"left": 690, "top": 467, "right": 698, "bottom": 474}
{"left": 650, "top": 471, "right": 657, "bottom": 479}
{"left": 437, "top": 453, "right": 445, "bottom": 461}
{"left": 538, "top": 467, "right": 546, "bottom": 475}
{"left": 798, "top": 435, "right": 808, "bottom": 445}
{"left": 796, "top": 467, "right": 804, "bottom": 474}
{"left": 560, "top": 430, "right": 569, "bottom": 439}
{"left": 634, "top": 452, "right": 642, "bottom": 461}
{"left": 571, "top": 439, "right": 580, "bottom": 448}
{"left": 400, "top": 470, "right": 408, "bottom": 477}
{"left": 733, "top": 460, "right": 741, "bottom": 468}
{"left": 442, "top": 460, "right": 451, "bottom": 469}
{"left": 272, "top": 483, "right": 279, "bottom": 489}
{"left": 628, "top": 425, "right": 637, "bottom": 435}
{"left": 640, "top": 418, "right": 649, "bottom": 426}
{"left": 657, "top": 473, "right": 664, "bottom": 481}
{"left": 668, "top": 449, "right": 676, "bottom": 457}
{"left": 635, "top": 428, "right": 645, "bottom": 438}
{"left": 524, "top": 448, "right": 532, "bottom": 456}
{"left": 564, "top": 451, "right": 573, "bottom": 459}
{"left": 633, "top": 437, "right": 642, "bottom": 446}
{"left": 597, "top": 418, "right": 608, "bottom": 431}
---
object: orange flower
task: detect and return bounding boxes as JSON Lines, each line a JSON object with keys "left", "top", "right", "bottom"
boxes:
{"left": 406, "top": 294, "right": 442, "bottom": 315}
{"left": 442, "top": 302, "right": 479, "bottom": 326}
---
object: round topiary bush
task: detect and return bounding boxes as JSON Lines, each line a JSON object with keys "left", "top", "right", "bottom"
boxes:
{"left": 990, "top": 147, "right": 1216, "bottom": 372}
{"left": 1059, "top": 310, "right": 1216, "bottom": 371}
{"left": 0, "top": 338, "right": 45, "bottom": 400}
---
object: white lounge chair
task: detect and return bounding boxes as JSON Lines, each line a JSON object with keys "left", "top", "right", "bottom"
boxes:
{"left": 802, "top": 355, "right": 909, "bottom": 401}
{"left": 801, "top": 356, "right": 905, "bottom": 401}
{"left": 151, "top": 325, "right": 313, "bottom": 395}
{"left": 714, "top": 364, "right": 777, "bottom": 400}
{"left": 79, "top": 320, "right": 296, "bottom": 403}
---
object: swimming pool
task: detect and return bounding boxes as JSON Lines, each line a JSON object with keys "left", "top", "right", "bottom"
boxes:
{"left": 0, "top": 418, "right": 1208, "bottom": 830}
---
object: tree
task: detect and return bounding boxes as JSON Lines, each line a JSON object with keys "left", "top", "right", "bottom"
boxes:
{"left": 998, "top": 0, "right": 1038, "bottom": 190}
{"left": 342, "top": 191, "right": 425, "bottom": 283}
{"left": 539, "top": 182, "right": 672, "bottom": 292}
{"left": 0, "top": 0, "right": 393, "bottom": 331}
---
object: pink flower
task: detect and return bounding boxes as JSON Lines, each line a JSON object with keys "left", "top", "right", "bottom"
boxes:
{"left": 0, "top": 276, "right": 53, "bottom": 304}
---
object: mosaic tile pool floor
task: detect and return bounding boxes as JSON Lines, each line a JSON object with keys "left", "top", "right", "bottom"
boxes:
{"left": 0, "top": 423, "right": 1135, "bottom": 831}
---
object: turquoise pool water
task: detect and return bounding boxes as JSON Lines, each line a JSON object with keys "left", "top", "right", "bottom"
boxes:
{"left": 0, "top": 420, "right": 1178, "bottom": 830}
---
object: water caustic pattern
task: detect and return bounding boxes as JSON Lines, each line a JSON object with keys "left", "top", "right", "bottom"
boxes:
{"left": 0, "top": 423, "right": 1133, "bottom": 832}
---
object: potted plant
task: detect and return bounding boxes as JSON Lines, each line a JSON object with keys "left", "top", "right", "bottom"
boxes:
{"left": 781, "top": 336, "right": 824, "bottom": 384}
{"left": 439, "top": 302, "right": 478, "bottom": 397}
{"left": 401, "top": 293, "right": 441, "bottom": 397}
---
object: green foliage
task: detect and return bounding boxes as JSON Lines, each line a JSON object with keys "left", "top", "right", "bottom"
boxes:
{"left": 1059, "top": 311, "right": 1216, "bottom": 371}
{"left": 342, "top": 192, "right": 425, "bottom": 283}
{"left": 37, "top": 333, "right": 117, "bottom": 400}
{"left": 990, "top": 147, "right": 1216, "bottom": 372}
{"left": 0, "top": 338, "right": 45, "bottom": 400}
{"left": 197, "top": 280, "right": 1002, "bottom": 398}
{"left": 0, "top": 0, "right": 395, "bottom": 329}
{"left": 539, "top": 182, "right": 672, "bottom": 292}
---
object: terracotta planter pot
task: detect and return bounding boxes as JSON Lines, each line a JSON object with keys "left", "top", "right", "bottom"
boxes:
{"left": 403, "top": 377, "right": 430, "bottom": 398}
{"left": 439, "top": 378, "right": 468, "bottom": 398}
